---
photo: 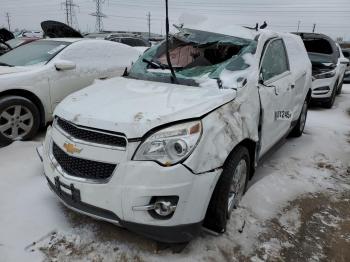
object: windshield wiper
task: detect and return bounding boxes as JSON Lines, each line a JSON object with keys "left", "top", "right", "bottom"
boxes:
{"left": 143, "top": 58, "right": 164, "bottom": 69}
{"left": 0, "top": 62, "right": 14, "bottom": 67}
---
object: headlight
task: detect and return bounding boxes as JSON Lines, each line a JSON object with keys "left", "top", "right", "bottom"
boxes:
{"left": 313, "top": 70, "right": 336, "bottom": 79}
{"left": 133, "top": 121, "right": 202, "bottom": 166}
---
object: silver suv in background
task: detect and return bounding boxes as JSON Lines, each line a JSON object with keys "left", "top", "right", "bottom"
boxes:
{"left": 342, "top": 48, "right": 350, "bottom": 83}
{"left": 294, "top": 32, "right": 349, "bottom": 108}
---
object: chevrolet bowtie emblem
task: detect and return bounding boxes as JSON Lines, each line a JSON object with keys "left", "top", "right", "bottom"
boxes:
{"left": 63, "top": 143, "right": 82, "bottom": 154}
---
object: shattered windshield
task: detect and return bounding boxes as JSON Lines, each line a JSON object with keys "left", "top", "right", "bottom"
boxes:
{"left": 128, "top": 28, "right": 257, "bottom": 87}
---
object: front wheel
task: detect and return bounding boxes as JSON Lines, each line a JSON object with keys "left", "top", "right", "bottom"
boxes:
{"left": 289, "top": 99, "right": 308, "bottom": 137}
{"left": 324, "top": 80, "right": 338, "bottom": 108}
{"left": 336, "top": 79, "right": 343, "bottom": 95}
{"left": 0, "top": 96, "right": 40, "bottom": 147}
{"left": 203, "top": 146, "right": 250, "bottom": 233}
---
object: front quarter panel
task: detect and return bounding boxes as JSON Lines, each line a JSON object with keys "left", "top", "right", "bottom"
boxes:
{"left": 184, "top": 86, "right": 260, "bottom": 174}
{"left": 0, "top": 66, "right": 52, "bottom": 122}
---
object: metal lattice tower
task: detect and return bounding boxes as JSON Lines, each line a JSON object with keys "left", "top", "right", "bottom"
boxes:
{"left": 90, "top": 0, "right": 106, "bottom": 32}
{"left": 62, "top": 0, "right": 79, "bottom": 29}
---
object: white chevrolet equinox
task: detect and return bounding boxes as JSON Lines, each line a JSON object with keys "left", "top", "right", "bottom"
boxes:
{"left": 40, "top": 25, "right": 312, "bottom": 243}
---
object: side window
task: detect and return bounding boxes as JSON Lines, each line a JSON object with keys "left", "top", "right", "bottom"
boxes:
{"left": 261, "top": 39, "right": 289, "bottom": 81}
{"left": 121, "top": 38, "right": 135, "bottom": 46}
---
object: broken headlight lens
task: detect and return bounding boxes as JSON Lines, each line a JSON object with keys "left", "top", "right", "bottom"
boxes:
{"left": 133, "top": 121, "right": 202, "bottom": 166}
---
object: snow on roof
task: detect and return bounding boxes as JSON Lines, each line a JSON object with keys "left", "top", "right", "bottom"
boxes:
{"left": 177, "top": 13, "right": 259, "bottom": 40}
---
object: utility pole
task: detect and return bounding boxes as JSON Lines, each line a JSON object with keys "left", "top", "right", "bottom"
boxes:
{"left": 147, "top": 12, "right": 151, "bottom": 40}
{"left": 90, "top": 0, "right": 106, "bottom": 32}
{"left": 297, "top": 20, "right": 301, "bottom": 32}
{"left": 6, "top": 12, "right": 11, "bottom": 31}
{"left": 62, "top": 0, "right": 79, "bottom": 28}
{"left": 312, "top": 23, "right": 316, "bottom": 33}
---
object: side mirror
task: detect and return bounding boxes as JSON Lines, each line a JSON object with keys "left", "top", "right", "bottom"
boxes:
{"left": 339, "top": 57, "right": 349, "bottom": 65}
{"left": 54, "top": 60, "right": 76, "bottom": 71}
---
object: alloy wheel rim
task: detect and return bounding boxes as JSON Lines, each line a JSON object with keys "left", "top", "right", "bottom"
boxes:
{"left": 0, "top": 105, "right": 34, "bottom": 140}
{"left": 227, "top": 159, "right": 247, "bottom": 215}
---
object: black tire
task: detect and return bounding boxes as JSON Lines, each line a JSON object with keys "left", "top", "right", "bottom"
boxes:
{"left": 0, "top": 96, "right": 40, "bottom": 147}
{"left": 289, "top": 99, "right": 308, "bottom": 137}
{"left": 336, "top": 79, "right": 343, "bottom": 95}
{"left": 203, "top": 146, "right": 250, "bottom": 233}
{"left": 323, "top": 80, "right": 338, "bottom": 109}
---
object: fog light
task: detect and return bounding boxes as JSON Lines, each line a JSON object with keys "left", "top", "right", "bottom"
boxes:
{"left": 154, "top": 200, "right": 177, "bottom": 216}
{"left": 150, "top": 196, "right": 178, "bottom": 219}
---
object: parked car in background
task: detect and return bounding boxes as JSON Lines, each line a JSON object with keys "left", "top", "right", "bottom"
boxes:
{"left": 0, "top": 28, "right": 14, "bottom": 56}
{"left": 107, "top": 36, "right": 150, "bottom": 53}
{"left": 1, "top": 37, "right": 40, "bottom": 56}
{"left": 0, "top": 38, "right": 140, "bottom": 146}
{"left": 342, "top": 48, "right": 350, "bottom": 83}
{"left": 40, "top": 25, "right": 311, "bottom": 243}
{"left": 336, "top": 44, "right": 349, "bottom": 93}
{"left": 0, "top": 37, "right": 41, "bottom": 56}
{"left": 86, "top": 32, "right": 151, "bottom": 52}
{"left": 6, "top": 37, "right": 40, "bottom": 49}
{"left": 294, "top": 32, "right": 348, "bottom": 108}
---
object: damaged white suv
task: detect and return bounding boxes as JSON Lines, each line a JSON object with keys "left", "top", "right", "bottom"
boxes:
{"left": 40, "top": 25, "right": 312, "bottom": 243}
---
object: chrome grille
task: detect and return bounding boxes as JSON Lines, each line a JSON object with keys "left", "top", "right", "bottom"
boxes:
{"left": 56, "top": 118, "right": 127, "bottom": 148}
{"left": 52, "top": 142, "right": 116, "bottom": 180}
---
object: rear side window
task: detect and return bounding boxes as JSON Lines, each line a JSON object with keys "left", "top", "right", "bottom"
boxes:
{"left": 261, "top": 39, "right": 289, "bottom": 81}
{"left": 303, "top": 39, "right": 333, "bottom": 54}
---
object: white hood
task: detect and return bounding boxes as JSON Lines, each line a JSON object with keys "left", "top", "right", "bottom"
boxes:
{"left": 55, "top": 77, "right": 236, "bottom": 138}
{"left": 0, "top": 66, "right": 36, "bottom": 76}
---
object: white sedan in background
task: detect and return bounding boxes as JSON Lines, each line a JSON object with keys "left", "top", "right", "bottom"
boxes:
{"left": 0, "top": 38, "right": 140, "bottom": 146}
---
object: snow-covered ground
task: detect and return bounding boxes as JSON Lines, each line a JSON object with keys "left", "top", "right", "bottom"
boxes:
{"left": 1, "top": 85, "right": 349, "bottom": 262}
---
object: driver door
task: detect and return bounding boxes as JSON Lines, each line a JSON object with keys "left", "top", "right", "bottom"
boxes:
{"left": 258, "top": 38, "right": 294, "bottom": 155}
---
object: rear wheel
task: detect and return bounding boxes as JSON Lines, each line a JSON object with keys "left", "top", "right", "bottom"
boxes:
{"left": 0, "top": 96, "right": 40, "bottom": 147}
{"left": 289, "top": 99, "right": 308, "bottom": 137}
{"left": 203, "top": 146, "right": 250, "bottom": 233}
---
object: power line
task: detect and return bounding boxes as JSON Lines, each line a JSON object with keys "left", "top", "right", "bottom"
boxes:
{"left": 147, "top": 12, "right": 151, "bottom": 39}
{"left": 90, "top": 0, "right": 106, "bottom": 32}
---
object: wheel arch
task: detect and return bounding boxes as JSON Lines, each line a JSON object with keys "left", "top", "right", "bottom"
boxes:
{"left": 0, "top": 89, "right": 46, "bottom": 127}
{"left": 225, "top": 139, "right": 257, "bottom": 179}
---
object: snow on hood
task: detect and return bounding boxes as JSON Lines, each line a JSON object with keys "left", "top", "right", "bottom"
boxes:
{"left": 0, "top": 65, "right": 38, "bottom": 76}
{"left": 55, "top": 77, "right": 236, "bottom": 138}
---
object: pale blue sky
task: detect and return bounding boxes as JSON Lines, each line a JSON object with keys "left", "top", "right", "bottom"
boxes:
{"left": 1, "top": 0, "right": 350, "bottom": 40}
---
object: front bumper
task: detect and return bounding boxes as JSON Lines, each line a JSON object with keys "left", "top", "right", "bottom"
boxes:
{"left": 46, "top": 176, "right": 202, "bottom": 243}
{"left": 42, "top": 126, "right": 221, "bottom": 243}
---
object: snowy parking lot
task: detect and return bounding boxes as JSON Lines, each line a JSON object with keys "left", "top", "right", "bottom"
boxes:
{"left": 1, "top": 84, "right": 350, "bottom": 262}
